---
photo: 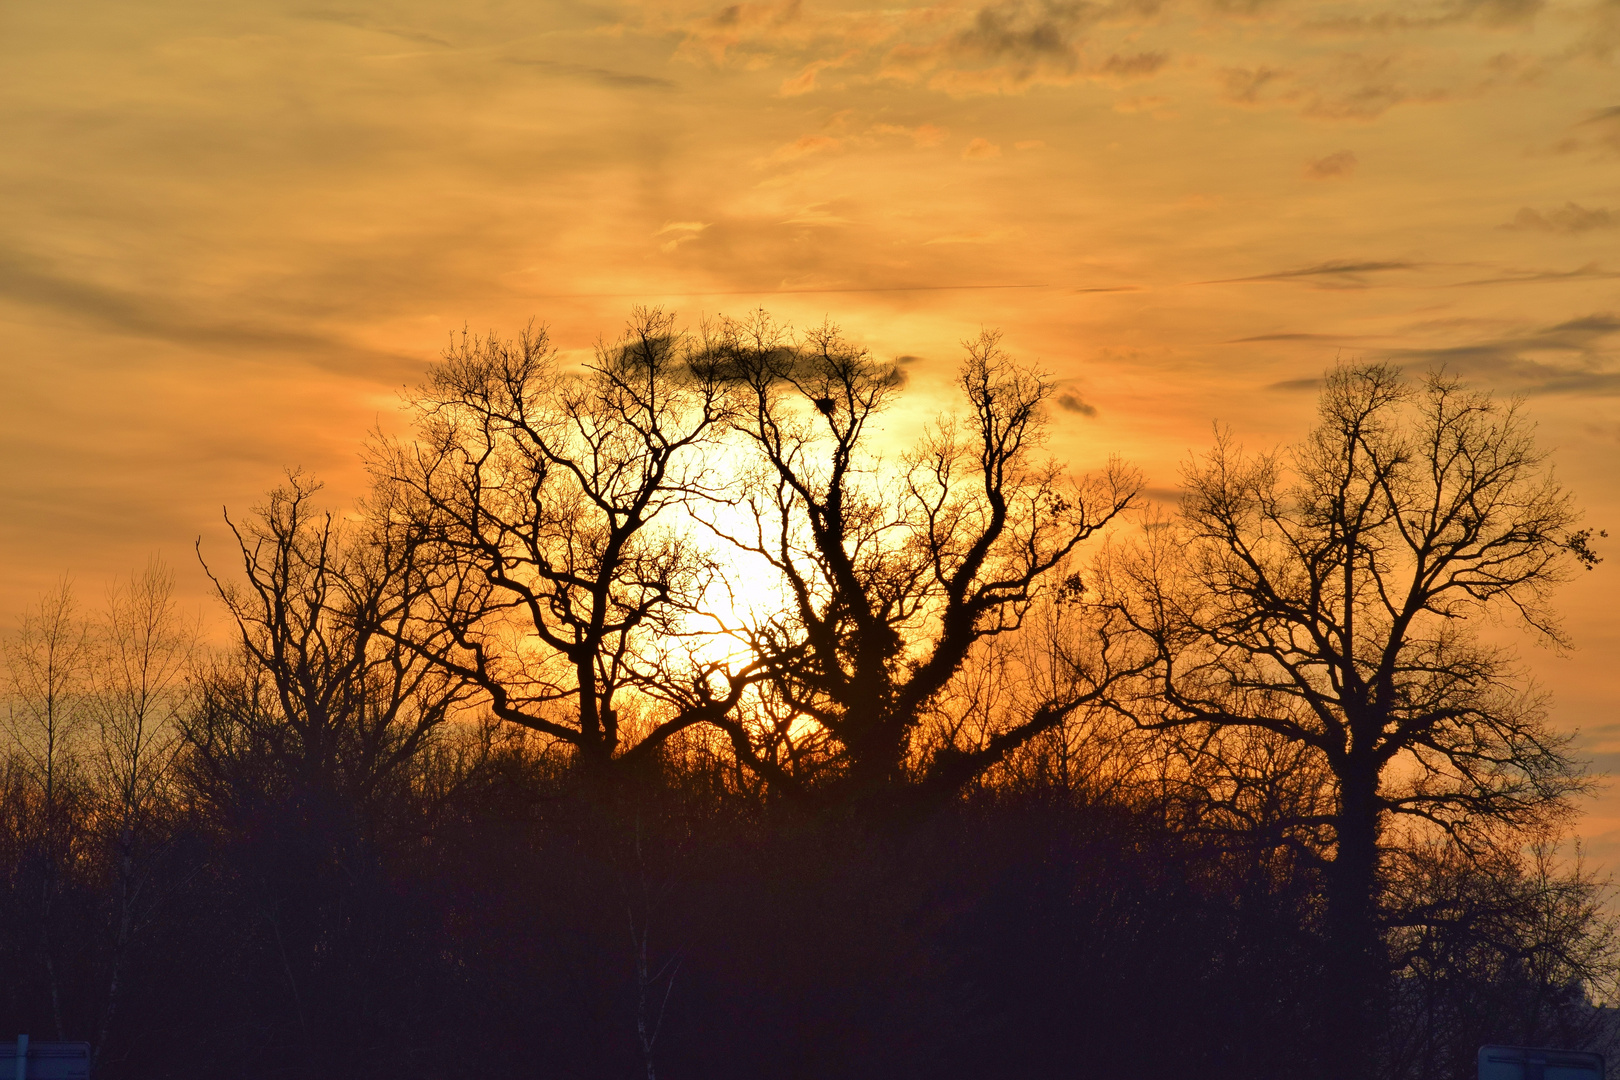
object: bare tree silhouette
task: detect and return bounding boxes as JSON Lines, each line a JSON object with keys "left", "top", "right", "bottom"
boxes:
{"left": 1100, "top": 363, "right": 1600, "bottom": 1078}
{"left": 371, "top": 310, "right": 758, "bottom": 770}
{"left": 197, "top": 473, "right": 467, "bottom": 803}
{"left": 2, "top": 578, "right": 89, "bottom": 1038}
{"left": 86, "top": 557, "right": 195, "bottom": 1063}
{"left": 702, "top": 313, "right": 1141, "bottom": 802}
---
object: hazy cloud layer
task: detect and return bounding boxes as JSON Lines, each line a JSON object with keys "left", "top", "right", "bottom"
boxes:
{"left": 662, "top": 0, "right": 1559, "bottom": 114}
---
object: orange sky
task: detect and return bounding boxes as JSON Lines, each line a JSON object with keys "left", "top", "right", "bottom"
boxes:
{"left": 3, "top": 0, "right": 1618, "bottom": 850}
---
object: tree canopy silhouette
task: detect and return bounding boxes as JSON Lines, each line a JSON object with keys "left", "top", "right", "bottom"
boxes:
{"left": 1099, "top": 363, "right": 1601, "bottom": 1078}
{"left": 701, "top": 312, "right": 1141, "bottom": 801}
{"left": 370, "top": 311, "right": 752, "bottom": 768}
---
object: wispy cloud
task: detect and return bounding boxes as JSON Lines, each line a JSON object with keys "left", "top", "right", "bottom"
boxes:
{"left": 779, "top": 53, "right": 854, "bottom": 95}
{"left": 1055, "top": 391, "right": 1098, "bottom": 416}
{"left": 1300, "top": 58, "right": 1448, "bottom": 121}
{"left": 1305, "top": 0, "right": 1545, "bottom": 33}
{"left": 1219, "top": 65, "right": 1289, "bottom": 105}
{"left": 871, "top": 122, "right": 950, "bottom": 147}
{"left": 508, "top": 58, "right": 677, "bottom": 89}
{"left": 1200, "top": 260, "right": 1421, "bottom": 288}
{"left": 923, "top": 227, "right": 1024, "bottom": 244}
{"left": 1304, "top": 150, "right": 1357, "bottom": 179}
{"left": 1553, "top": 105, "right": 1620, "bottom": 157}
{"left": 1216, "top": 51, "right": 1450, "bottom": 121}
{"left": 656, "top": 221, "right": 712, "bottom": 253}
{"left": 0, "top": 247, "right": 402, "bottom": 376}
{"left": 1500, "top": 204, "right": 1615, "bottom": 233}
{"left": 1451, "top": 263, "right": 1620, "bottom": 286}
{"left": 870, "top": 0, "right": 1173, "bottom": 94}
{"left": 1231, "top": 332, "right": 1382, "bottom": 343}
{"left": 297, "top": 9, "right": 454, "bottom": 48}
{"left": 766, "top": 134, "right": 843, "bottom": 163}
{"left": 1383, "top": 313, "right": 1620, "bottom": 394}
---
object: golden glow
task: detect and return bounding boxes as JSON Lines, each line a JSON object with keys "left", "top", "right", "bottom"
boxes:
{"left": 2, "top": 0, "right": 1617, "bottom": 846}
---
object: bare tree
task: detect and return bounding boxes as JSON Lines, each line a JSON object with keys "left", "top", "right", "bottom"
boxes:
{"left": 195, "top": 471, "right": 466, "bottom": 806}
{"left": 1099, "top": 363, "right": 1599, "bottom": 1077}
{"left": 4, "top": 578, "right": 88, "bottom": 818}
{"left": 85, "top": 557, "right": 196, "bottom": 1061}
{"left": 371, "top": 310, "right": 752, "bottom": 770}
{"left": 1383, "top": 839, "right": 1620, "bottom": 1080}
{"left": 2, "top": 578, "right": 90, "bottom": 1038}
{"left": 942, "top": 582, "right": 1171, "bottom": 807}
{"left": 704, "top": 314, "right": 1140, "bottom": 801}
{"left": 191, "top": 473, "right": 473, "bottom": 1067}
{"left": 91, "top": 558, "right": 193, "bottom": 837}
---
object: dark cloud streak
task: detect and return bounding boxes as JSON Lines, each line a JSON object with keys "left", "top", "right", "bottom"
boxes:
{"left": 1382, "top": 314, "right": 1620, "bottom": 395}
{"left": 0, "top": 248, "right": 413, "bottom": 378}
{"left": 1198, "top": 260, "right": 1420, "bottom": 287}
{"left": 1055, "top": 391, "right": 1098, "bottom": 415}
{"left": 1451, "top": 263, "right": 1620, "bottom": 287}
{"left": 296, "top": 9, "right": 454, "bottom": 47}
{"left": 508, "top": 58, "right": 677, "bottom": 89}
{"left": 1259, "top": 315, "right": 1620, "bottom": 395}
{"left": 1230, "top": 332, "right": 1381, "bottom": 343}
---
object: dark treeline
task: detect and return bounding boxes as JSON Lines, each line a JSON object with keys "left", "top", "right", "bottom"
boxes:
{"left": 2, "top": 310, "right": 1614, "bottom": 1080}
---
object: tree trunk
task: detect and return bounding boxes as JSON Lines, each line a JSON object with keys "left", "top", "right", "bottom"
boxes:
{"left": 1325, "top": 761, "right": 1384, "bottom": 1079}
{"left": 842, "top": 717, "right": 909, "bottom": 810}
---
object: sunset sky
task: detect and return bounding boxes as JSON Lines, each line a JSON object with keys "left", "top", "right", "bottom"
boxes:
{"left": 3, "top": 0, "right": 1618, "bottom": 845}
